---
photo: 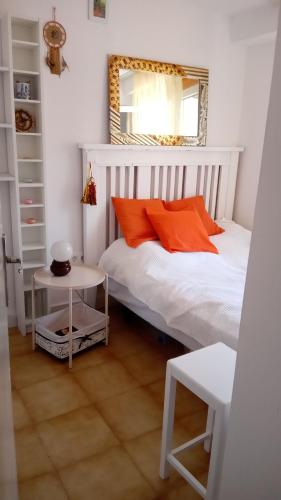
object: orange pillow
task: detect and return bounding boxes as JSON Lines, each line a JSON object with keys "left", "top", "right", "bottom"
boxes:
{"left": 111, "top": 197, "right": 165, "bottom": 248}
{"left": 164, "top": 196, "right": 224, "bottom": 236}
{"left": 146, "top": 209, "right": 218, "bottom": 254}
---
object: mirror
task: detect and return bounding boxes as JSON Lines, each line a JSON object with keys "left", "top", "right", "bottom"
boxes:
{"left": 109, "top": 55, "right": 209, "bottom": 146}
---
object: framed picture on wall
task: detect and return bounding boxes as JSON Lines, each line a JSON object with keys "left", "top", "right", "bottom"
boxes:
{"left": 89, "top": 0, "right": 109, "bottom": 22}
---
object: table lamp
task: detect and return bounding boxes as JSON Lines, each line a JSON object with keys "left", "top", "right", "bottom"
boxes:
{"left": 50, "top": 241, "right": 73, "bottom": 276}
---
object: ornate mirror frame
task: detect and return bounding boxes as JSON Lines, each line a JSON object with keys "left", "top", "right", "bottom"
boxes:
{"left": 108, "top": 54, "right": 209, "bottom": 146}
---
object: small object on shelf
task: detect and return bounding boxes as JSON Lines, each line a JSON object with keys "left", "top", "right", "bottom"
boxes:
{"left": 81, "top": 162, "right": 97, "bottom": 205}
{"left": 43, "top": 7, "right": 68, "bottom": 76}
{"left": 25, "top": 217, "right": 37, "bottom": 224}
{"left": 22, "top": 198, "right": 33, "bottom": 204}
{"left": 50, "top": 240, "right": 73, "bottom": 276}
{"left": 15, "top": 108, "right": 34, "bottom": 132}
{"left": 15, "top": 81, "right": 31, "bottom": 99}
{"left": 22, "top": 178, "right": 33, "bottom": 183}
{"left": 55, "top": 326, "right": 78, "bottom": 337}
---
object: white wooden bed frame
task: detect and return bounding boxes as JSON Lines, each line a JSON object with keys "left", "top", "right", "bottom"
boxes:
{"left": 79, "top": 144, "right": 243, "bottom": 349}
{"left": 79, "top": 144, "right": 243, "bottom": 266}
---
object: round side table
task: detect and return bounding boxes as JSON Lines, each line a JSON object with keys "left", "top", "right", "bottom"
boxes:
{"left": 32, "top": 264, "right": 108, "bottom": 368}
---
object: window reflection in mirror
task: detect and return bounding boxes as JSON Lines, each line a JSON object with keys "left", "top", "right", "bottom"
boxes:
{"left": 119, "top": 69, "right": 199, "bottom": 137}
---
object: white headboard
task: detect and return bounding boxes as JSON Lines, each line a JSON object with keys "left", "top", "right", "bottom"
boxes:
{"left": 79, "top": 144, "right": 243, "bottom": 265}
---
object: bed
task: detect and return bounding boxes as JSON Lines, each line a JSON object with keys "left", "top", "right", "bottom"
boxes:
{"left": 79, "top": 144, "right": 246, "bottom": 351}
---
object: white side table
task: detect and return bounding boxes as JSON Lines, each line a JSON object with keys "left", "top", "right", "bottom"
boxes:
{"left": 160, "top": 342, "right": 236, "bottom": 500}
{"left": 31, "top": 264, "right": 108, "bottom": 369}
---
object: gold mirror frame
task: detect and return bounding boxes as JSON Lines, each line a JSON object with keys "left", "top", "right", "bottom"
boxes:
{"left": 109, "top": 54, "right": 209, "bottom": 146}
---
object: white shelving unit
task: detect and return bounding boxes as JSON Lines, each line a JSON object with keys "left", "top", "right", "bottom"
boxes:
{"left": 0, "top": 14, "right": 48, "bottom": 334}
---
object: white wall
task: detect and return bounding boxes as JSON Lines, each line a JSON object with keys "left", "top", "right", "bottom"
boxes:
{"left": 0, "top": 0, "right": 246, "bottom": 263}
{"left": 234, "top": 40, "right": 275, "bottom": 228}
{"left": 219, "top": 7, "right": 281, "bottom": 498}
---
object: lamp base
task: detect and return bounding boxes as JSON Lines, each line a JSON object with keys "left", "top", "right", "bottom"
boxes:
{"left": 50, "top": 259, "right": 71, "bottom": 277}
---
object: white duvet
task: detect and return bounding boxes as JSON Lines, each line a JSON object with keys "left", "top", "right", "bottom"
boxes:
{"left": 99, "top": 221, "right": 251, "bottom": 349}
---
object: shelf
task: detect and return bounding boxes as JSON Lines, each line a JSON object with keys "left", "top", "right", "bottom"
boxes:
{"left": 20, "top": 203, "right": 44, "bottom": 208}
{"left": 3, "top": 16, "right": 48, "bottom": 336}
{"left": 22, "top": 243, "right": 46, "bottom": 251}
{"left": 21, "top": 222, "right": 45, "bottom": 228}
{"left": 19, "top": 182, "right": 43, "bottom": 187}
{"left": 13, "top": 69, "right": 39, "bottom": 76}
{"left": 22, "top": 261, "right": 45, "bottom": 270}
{"left": 0, "top": 173, "right": 15, "bottom": 181}
{"left": 14, "top": 98, "right": 41, "bottom": 104}
{"left": 12, "top": 39, "right": 39, "bottom": 49}
{"left": 16, "top": 132, "right": 42, "bottom": 136}
{"left": 18, "top": 158, "right": 42, "bottom": 162}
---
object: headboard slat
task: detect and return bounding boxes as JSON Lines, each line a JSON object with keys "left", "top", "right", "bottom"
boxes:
{"left": 127, "top": 166, "right": 135, "bottom": 198}
{"left": 210, "top": 165, "right": 219, "bottom": 218}
{"left": 168, "top": 166, "right": 177, "bottom": 202}
{"left": 204, "top": 165, "right": 212, "bottom": 210}
{"left": 184, "top": 165, "right": 198, "bottom": 198}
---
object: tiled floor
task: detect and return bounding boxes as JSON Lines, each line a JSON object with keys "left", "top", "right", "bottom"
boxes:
{"left": 9, "top": 304, "right": 209, "bottom": 500}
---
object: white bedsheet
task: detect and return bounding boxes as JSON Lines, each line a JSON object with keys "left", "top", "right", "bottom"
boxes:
{"left": 99, "top": 221, "right": 251, "bottom": 349}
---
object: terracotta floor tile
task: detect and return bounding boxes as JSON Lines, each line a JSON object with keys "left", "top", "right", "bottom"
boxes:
{"left": 96, "top": 387, "right": 162, "bottom": 441}
{"left": 19, "top": 472, "right": 68, "bottom": 500}
{"left": 10, "top": 305, "right": 212, "bottom": 499}
{"left": 179, "top": 409, "right": 208, "bottom": 438}
{"left": 9, "top": 330, "right": 33, "bottom": 357}
{"left": 124, "top": 427, "right": 185, "bottom": 493}
{"left": 12, "top": 390, "right": 32, "bottom": 430}
{"left": 147, "top": 379, "right": 207, "bottom": 419}
{"left": 19, "top": 374, "right": 90, "bottom": 422}
{"left": 125, "top": 422, "right": 209, "bottom": 494}
{"left": 121, "top": 349, "right": 167, "bottom": 385}
{"left": 177, "top": 443, "right": 210, "bottom": 479}
{"left": 70, "top": 343, "right": 115, "bottom": 372}
{"left": 10, "top": 350, "right": 66, "bottom": 389}
{"left": 37, "top": 405, "right": 118, "bottom": 468}
{"left": 73, "top": 359, "right": 139, "bottom": 402}
{"left": 15, "top": 427, "right": 54, "bottom": 481}
{"left": 159, "top": 479, "right": 204, "bottom": 500}
{"left": 59, "top": 445, "right": 155, "bottom": 500}
{"left": 108, "top": 328, "right": 153, "bottom": 359}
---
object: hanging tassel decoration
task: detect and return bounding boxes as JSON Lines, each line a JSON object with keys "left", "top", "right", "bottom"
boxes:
{"left": 81, "top": 162, "right": 97, "bottom": 205}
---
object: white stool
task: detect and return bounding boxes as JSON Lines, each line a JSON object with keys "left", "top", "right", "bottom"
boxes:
{"left": 160, "top": 342, "right": 236, "bottom": 500}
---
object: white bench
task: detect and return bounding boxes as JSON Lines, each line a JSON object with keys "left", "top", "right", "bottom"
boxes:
{"left": 160, "top": 342, "right": 236, "bottom": 499}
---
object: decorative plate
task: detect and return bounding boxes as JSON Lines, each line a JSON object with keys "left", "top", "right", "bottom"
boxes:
{"left": 15, "top": 109, "right": 33, "bottom": 132}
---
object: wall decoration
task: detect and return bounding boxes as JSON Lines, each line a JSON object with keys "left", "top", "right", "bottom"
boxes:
{"left": 81, "top": 162, "right": 97, "bottom": 205}
{"left": 108, "top": 54, "right": 209, "bottom": 146}
{"left": 89, "top": 0, "right": 108, "bottom": 22}
{"left": 43, "top": 7, "right": 68, "bottom": 76}
{"left": 15, "top": 109, "right": 34, "bottom": 132}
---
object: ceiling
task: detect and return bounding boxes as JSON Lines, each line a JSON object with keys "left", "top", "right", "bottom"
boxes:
{"left": 198, "top": 0, "right": 278, "bottom": 15}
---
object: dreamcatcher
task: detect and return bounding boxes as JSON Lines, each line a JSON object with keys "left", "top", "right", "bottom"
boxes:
{"left": 43, "top": 7, "right": 68, "bottom": 76}
{"left": 81, "top": 162, "right": 97, "bottom": 205}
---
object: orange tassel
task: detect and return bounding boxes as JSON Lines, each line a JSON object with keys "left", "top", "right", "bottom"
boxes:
{"left": 81, "top": 162, "right": 97, "bottom": 205}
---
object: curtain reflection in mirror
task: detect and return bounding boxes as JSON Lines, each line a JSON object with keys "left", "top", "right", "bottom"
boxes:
{"left": 131, "top": 71, "right": 182, "bottom": 135}
{"left": 120, "top": 69, "right": 199, "bottom": 137}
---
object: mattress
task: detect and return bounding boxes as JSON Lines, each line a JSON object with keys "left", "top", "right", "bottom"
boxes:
{"left": 99, "top": 220, "right": 251, "bottom": 350}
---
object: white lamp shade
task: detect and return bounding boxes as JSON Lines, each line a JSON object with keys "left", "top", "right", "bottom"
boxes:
{"left": 51, "top": 241, "right": 73, "bottom": 262}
